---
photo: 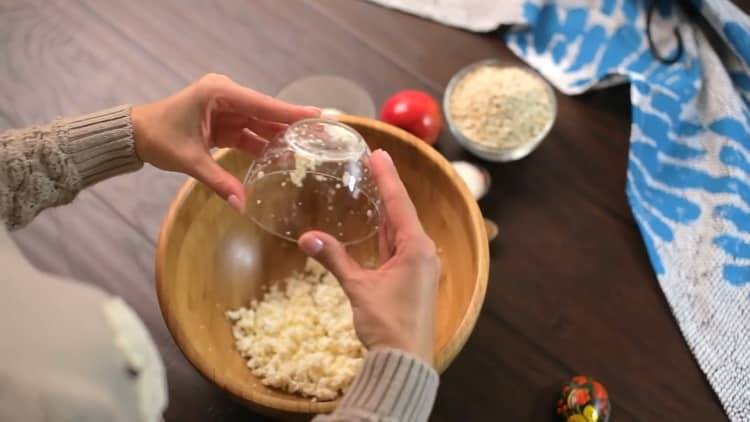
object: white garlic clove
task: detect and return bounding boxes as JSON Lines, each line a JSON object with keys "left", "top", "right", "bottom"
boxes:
{"left": 451, "top": 161, "right": 491, "bottom": 200}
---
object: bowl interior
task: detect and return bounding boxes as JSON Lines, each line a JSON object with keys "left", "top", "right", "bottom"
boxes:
{"left": 156, "top": 116, "right": 488, "bottom": 416}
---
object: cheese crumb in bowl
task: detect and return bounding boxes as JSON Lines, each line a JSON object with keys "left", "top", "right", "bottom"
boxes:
{"left": 226, "top": 258, "right": 365, "bottom": 401}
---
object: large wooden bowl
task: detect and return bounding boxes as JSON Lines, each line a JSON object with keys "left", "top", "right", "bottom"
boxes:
{"left": 156, "top": 115, "right": 489, "bottom": 418}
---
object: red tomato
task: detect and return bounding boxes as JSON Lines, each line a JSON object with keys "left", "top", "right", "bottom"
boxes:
{"left": 380, "top": 90, "right": 442, "bottom": 145}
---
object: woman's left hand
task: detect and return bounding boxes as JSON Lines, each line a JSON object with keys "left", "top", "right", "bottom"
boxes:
{"left": 131, "top": 73, "right": 320, "bottom": 213}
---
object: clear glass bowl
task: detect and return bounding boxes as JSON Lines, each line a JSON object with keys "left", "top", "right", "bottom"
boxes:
{"left": 276, "top": 75, "right": 376, "bottom": 118}
{"left": 243, "top": 119, "right": 382, "bottom": 246}
{"left": 443, "top": 59, "right": 557, "bottom": 162}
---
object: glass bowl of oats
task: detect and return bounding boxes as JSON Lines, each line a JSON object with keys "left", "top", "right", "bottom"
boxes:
{"left": 444, "top": 59, "right": 557, "bottom": 162}
{"left": 243, "top": 118, "right": 382, "bottom": 246}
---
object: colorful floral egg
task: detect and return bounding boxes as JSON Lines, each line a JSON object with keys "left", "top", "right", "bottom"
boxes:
{"left": 556, "top": 376, "right": 611, "bottom": 422}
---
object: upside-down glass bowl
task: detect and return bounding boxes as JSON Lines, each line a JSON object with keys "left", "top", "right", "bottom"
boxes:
{"left": 243, "top": 118, "right": 382, "bottom": 248}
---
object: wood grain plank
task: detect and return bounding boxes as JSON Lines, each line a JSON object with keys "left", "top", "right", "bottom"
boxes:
{"left": 0, "top": 2, "right": 178, "bottom": 126}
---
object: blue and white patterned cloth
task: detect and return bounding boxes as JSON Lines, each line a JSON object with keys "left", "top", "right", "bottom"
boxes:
{"left": 368, "top": 0, "right": 750, "bottom": 419}
{"left": 506, "top": 2, "right": 750, "bottom": 420}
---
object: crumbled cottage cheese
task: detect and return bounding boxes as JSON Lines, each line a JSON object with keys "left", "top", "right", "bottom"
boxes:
{"left": 226, "top": 258, "right": 365, "bottom": 401}
{"left": 289, "top": 153, "right": 317, "bottom": 187}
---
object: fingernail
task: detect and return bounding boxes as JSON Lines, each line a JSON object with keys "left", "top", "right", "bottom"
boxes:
{"left": 321, "top": 108, "right": 343, "bottom": 119}
{"left": 378, "top": 149, "right": 393, "bottom": 164}
{"left": 300, "top": 235, "right": 324, "bottom": 255}
{"left": 304, "top": 106, "right": 322, "bottom": 116}
{"left": 227, "top": 194, "right": 244, "bottom": 213}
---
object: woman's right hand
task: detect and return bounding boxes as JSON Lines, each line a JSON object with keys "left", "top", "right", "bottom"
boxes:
{"left": 298, "top": 149, "right": 441, "bottom": 364}
{"left": 132, "top": 74, "right": 319, "bottom": 213}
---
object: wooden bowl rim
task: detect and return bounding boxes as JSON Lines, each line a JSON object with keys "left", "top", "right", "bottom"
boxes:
{"left": 155, "top": 115, "right": 489, "bottom": 414}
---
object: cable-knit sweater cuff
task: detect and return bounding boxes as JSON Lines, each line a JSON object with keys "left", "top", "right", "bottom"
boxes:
{"left": 337, "top": 349, "right": 439, "bottom": 422}
{"left": 56, "top": 105, "right": 143, "bottom": 188}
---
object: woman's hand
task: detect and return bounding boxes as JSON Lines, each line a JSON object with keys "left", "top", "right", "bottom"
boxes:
{"left": 298, "top": 150, "right": 441, "bottom": 364}
{"left": 131, "top": 73, "right": 320, "bottom": 212}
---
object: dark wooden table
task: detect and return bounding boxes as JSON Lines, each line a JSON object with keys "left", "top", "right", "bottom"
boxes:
{"left": 3, "top": 1, "right": 748, "bottom": 420}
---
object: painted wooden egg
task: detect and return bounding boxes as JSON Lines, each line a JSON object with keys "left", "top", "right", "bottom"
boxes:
{"left": 556, "top": 376, "right": 611, "bottom": 422}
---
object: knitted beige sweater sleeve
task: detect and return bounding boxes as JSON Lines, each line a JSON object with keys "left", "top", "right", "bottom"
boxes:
{"left": 313, "top": 349, "right": 440, "bottom": 422}
{"left": 0, "top": 105, "right": 142, "bottom": 229}
{"left": 0, "top": 105, "right": 440, "bottom": 421}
